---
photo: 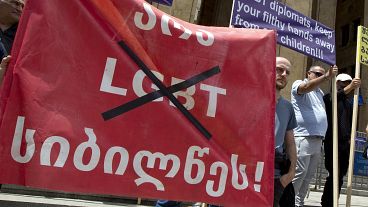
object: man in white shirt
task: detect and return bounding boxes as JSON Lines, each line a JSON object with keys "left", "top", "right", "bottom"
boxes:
{"left": 291, "top": 65, "right": 337, "bottom": 207}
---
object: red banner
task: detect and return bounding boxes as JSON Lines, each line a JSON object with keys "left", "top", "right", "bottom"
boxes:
{"left": 0, "top": 0, "right": 276, "bottom": 206}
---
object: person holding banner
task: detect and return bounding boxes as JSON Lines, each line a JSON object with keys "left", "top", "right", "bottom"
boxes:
{"left": 291, "top": 65, "right": 338, "bottom": 207}
{"left": 321, "top": 73, "right": 361, "bottom": 207}
{"left": 274, "top": 57, "right": 297, "bottom": 207}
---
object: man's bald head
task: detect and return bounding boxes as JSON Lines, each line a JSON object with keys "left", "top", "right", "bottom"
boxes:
{"left": 276, "top": 57, "right": 291, "bottom": 65}
{"left": 276, "top": 57, "right": 292, "bottom": 90}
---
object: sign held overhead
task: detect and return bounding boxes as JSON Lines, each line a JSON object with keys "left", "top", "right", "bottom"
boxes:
{"left": 231, "top": 0, "right": 336, "bottom": 65}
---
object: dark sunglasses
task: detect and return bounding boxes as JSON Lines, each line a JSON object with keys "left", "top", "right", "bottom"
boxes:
{"left": 340, "top": 80, "right": 352, "bottom": 84}
{"left": 309, "top": 71, "right": 324, "bottom": 77}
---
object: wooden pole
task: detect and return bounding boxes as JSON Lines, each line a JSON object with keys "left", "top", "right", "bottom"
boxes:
{"left": 332, "top": 75, "right": 338, "bottom": 207}
{"left": 137, "top": 197, "right": 142, "bottom": 205}
{"left": 229, "top": 0, "right": 235, "bottom": 27}
{"left": 346, "top": 26, "right": 362, "bottom": 207}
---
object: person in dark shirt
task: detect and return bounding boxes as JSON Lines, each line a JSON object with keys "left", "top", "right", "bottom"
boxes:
{"left": 321, "top": 73, "right": 361, "bottom": 207}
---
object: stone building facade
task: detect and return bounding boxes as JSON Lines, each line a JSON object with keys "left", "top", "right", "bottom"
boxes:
{"left": 149, "top": 0, "right": 368, "bottom": 131}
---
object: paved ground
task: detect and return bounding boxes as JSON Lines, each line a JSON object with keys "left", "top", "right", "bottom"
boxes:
{"left": 0, "top": 192, "right": 140, "bottom": 207}
{"left": 304, "top": 190, "right": 368, "bottom": 207}
{"left": 0, "top": 189, "right": 367, "bottom": 206}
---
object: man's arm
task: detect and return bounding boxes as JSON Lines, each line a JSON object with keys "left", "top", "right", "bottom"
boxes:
{"left": 335, "top": 78, "right": 361, "bottom": 102}
{"left": 297, "top": 65, "right": 338, "bottom": 95}
{"left": 280, "top": 130, "right": 296, "bottom": 187}
{"left": 343, "top": 78, "right": 361, "bottom": 95}
{"left": 366, "top": 124, "right": 368, "bottom": 134}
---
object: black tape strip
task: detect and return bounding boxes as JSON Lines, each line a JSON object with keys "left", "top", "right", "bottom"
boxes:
{"left": 102, "top": 66, "right": 220, "bottom": 120}
{"left": 113, "top": 40, "right": 214, "bottom": 139}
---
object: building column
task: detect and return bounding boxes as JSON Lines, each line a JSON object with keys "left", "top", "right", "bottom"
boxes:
{"left": 277, "top": 0, "right": 313, "bottom": 100}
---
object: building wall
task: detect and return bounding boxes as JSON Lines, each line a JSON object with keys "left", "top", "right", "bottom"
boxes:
{"left": 277, "top": 0, "right": 314, "bottom": 101}
{"left": 152, "top": 0, "right": 201, "bottom": 23}
{"left": 335, "top": 0, "right": 364, "bottom": 71}
{"left": 310, "top": 0, "right": 338, "bottom": 93}
{"left": 198, "top": 0, "right": 232, "bottom": 26}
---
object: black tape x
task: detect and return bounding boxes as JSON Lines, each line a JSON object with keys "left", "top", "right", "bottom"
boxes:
{"left": 102, "top": 41, "right": 221, "bottom": 139}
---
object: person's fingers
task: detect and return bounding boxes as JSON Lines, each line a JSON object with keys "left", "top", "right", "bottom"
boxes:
{"left": 1, "top": 56, "right": 11, "bottom": 66}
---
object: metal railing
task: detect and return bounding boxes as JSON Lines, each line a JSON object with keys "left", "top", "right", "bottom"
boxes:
{"left": 311, "top": 131, "right": 368, "bottom": 195}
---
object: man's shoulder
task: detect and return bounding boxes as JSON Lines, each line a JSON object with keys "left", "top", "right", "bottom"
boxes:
{"left": 291, "top": 79, "right": 305, "bottom": 94}
{"left": 277, "top": 97, "right": 293, "bottom": 110}
{"left": 279, "top": 96, "right": 291, "bottom": 105}
{"left": 292, "top": 79, "right": 303, "bottom": 86}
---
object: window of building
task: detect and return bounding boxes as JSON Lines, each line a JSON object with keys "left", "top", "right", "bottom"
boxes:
{"left": 350, "top": 65, "right": 356, "bottom": 77}
{"left": 339, "top": 67, "right": 348, "bottom": 74}
{"left": 353, "top": 18, "right": 361, "bottom": 41}
{"left": 338, "top": 66, "right": 353, "bottom": 75}
{"left": 341, "top": 24, "right": 350, "bottom": 47}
